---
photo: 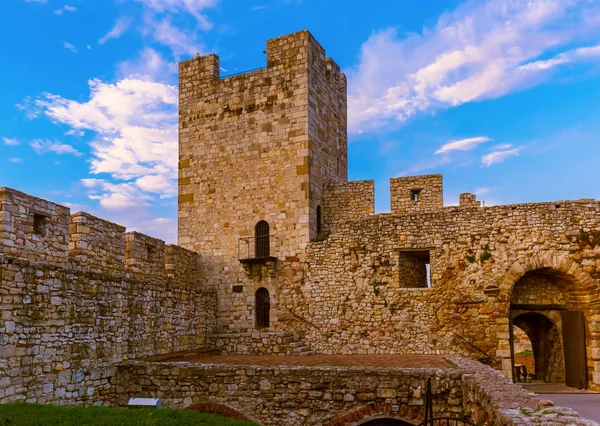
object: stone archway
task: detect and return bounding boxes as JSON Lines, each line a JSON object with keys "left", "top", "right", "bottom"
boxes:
{"left": 323, "top": 402, "right": 422, "bottom": 426}
{"left": 505, "top": 266, "right": 591, "bottom": 388}
{"left": 512, "top": 312, "right": 565, "bottom": 383}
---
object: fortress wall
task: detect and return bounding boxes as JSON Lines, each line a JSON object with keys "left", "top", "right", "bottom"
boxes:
{"left": 459, "top": 193, "right": 481, "bottom": 208}
{"left": 390, "top": 174, "right": 443, "bottom": 214}
{"left": 0, "top": 188, "right": 216, "bottom": 405}
{"left": 125, "top": 231, "right": 165, "bottom": 280}
{"left": 165, "top": 244, "right": 201, "bottom": 288}
{"left": 323, "top": 180, "right": 374, "bottom": 233}
{"left": 0, "top": 187, "right": 70, "bottom": 267}
{"left": 69, "top": 212, "right": 125, "bottom": 274}
{"left": 290, "top": 199, "right": 600, "bottom": 389}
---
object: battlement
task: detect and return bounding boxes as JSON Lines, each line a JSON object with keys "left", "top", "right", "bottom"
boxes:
{"left": 0, "top": 187, "right": 70, "bottom": 267}
{"left": 390, "top": 174, "right": 444, "bottom": 214}
{"left": 323, "top": 180, "right": 374, "bottom": 233}
{"left": 0, "top": 187, "right": 200, "bottom": 284}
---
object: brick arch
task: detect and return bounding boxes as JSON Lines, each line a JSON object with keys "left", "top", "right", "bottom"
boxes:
{"left": 184, "top": 401, "right": 256, "bottom": 423}
{"left": 324, "top": 402, "right": 422, "bottom": 426}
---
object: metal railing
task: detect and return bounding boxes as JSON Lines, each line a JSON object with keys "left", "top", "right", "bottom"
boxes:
{"left": 453, "top": 332, "right": 500, "bottom": 366}
{"left": 419, "top": 377, "right": 478, "bottom": 426}
{"left": 238, "top": 235, "right": 278, "bottom": 260}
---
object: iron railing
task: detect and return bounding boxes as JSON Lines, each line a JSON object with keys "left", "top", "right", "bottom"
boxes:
{"left": 238, "top": 235, "right": 278, "bottom": 261}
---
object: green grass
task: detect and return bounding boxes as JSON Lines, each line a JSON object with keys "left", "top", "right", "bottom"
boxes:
{"left": 517, "top": 349, "right": 533, "bottom": 356}
{"left": 0, "top": 404, "right": 259, "bottom": 426}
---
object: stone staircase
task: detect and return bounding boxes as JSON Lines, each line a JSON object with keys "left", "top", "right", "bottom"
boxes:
{"left": 282, "top": 333, "right": 314, "bottom": 356}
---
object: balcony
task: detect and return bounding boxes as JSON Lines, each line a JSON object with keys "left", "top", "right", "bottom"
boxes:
{"left": 238, "top": 235, "right": 278, "bottom": 263}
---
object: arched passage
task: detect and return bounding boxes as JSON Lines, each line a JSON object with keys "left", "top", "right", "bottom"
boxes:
{"left": 513, "top": 312, "right": 564, "bottom": 383}
{"left": 508, "top": 268, "right": 588, "bottom": 388}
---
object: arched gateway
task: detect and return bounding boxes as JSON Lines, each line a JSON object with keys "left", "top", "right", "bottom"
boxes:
{"left": 508, "top": 267, "right": 590, "bottom": 388}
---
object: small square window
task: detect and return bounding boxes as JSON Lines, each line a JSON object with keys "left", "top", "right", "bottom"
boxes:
{"left": 411, "top": 189, "right": 422, "bottom": 202}
{"left": 33, "top": 214, "right": 48, "bottom": 237}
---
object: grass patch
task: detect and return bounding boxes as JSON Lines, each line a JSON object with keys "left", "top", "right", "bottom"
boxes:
{"left": 517, "top": 349, "right": 533, "bottom": 356}
{"left": 0, "top": 404, "right": 258, "bottom": 426}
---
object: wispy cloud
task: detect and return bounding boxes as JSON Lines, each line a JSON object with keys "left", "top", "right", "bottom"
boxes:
{"left": 118, "top": 47, "right": 177, "bottom": 80}
{"left": 481, "top": 147, "right": 522, "bottom": 167}
{"left": 347, "top": 0, "right": 600, "bottom": 134}
{"left": 99, "top": 18, "right": 131, "bottom": 44}
{"left": 250, "top": 5, "right": 268, "bottom": 11}
{"left": 9, "top": 158, "right": 23, "bottom": 163}
{"left": 133, "top": 0, "right": 218, "bottom": 30}
{"left": 143, "top": 16, "right": 200, "bottom": 57}
{"left": 2, "top": 137, "right": 20, "bottom": 146}
{"left": 53, "top": 5, "right": 77, "bottom": 15}
{"left": 518, "top": 44, "right": 600, "bottom": 72}
{"left": 63, "top": 42, "right": 78, "bottom": 53}
{"left": 435, "top": 136, "right": 491, "bottom": 154}
{"left": 30, "top": 139, "right": 82, "bottom": 156}
{"left": 34, "top": 77, "right": 178, "bottom": 202}
{"left": 23, "top": 0, "right": 47, "bottom": 3}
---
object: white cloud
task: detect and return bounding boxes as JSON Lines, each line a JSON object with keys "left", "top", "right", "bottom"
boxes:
{"left": 347, "top": 0, "right": 600, "bottom": 134}
{"left": 82, "top": 179, "right": 152, "bottom": 209}
{"left": 2, "top": 137, "right": 20, "bottom": 146}
{"left": 65, "top": 129, "right": 85, "bottom": 137}
{"left": 118, "top": 47, "right": 177, "bottom": 80}
{"left": 250, "top": 5, "right": 268, "bottom": 11}
{"left": 15, "top": 97, "right": 41, "bottom": 119}
{"left": 87, "top": 45, "right": 92, "bottom": 50}
{"left": 54, "top": 5, "right": 77, "bottom": 15}
{"left": 142, "top": 16, "right": 200, "bottom": 57}
{"left": 481, "top": 147, "right": 522, "bottom": 167}
{"left": 23, "top": 0, "right": 47, "bottom": 3}
{"left": 134, "top": 0, "right": 218, "bottom": 30}
{"left": 9, "top": 158, "right": 22, "bottom": 163}
{"left": 30, "top": 139, "right": 82, "bottom": 156}
{"left": 34, "top": 77, "right": 178, "bottom": 199}
{"left": 63, "top": 42, "right": 78, "bottom": 53}
{"left": 518, "top": 44, "right": 600, "bottom": 72}
{"left": 99, "top": 18, "right": 131, "bottom": 44}
{"left": 435, "top": 136, "right": 491, "bottom": 154}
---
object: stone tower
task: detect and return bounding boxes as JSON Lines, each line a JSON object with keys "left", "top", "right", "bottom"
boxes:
{"left": 177, "top": 31, "right": 347, "bottom": 331}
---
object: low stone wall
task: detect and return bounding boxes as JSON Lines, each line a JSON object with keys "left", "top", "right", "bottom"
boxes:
{"left": 114, "top": 356, "right": 598, "bottom": 426}
{"left": 207, "top": 332, "right": 310, "bottom": 356}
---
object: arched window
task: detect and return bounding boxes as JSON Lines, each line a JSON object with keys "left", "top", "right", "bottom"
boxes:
{"left": 255, "top": 287, "right": 270, "bottom": 328}
{"left": 255, "top": 220, "right": 270, "bottom": 258}
{"left": 316, "top": 205, "right": 322, "bottom": 235}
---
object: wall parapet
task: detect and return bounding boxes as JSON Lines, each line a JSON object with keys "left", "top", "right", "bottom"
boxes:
{"left": 323, "top": 180, "right": 374, "bottom": 233}
{"left": 0, "top": 187, "right": 70, "bottom": 267}
{"left": 390, "top": 174, "right": 443, "bottom": 215}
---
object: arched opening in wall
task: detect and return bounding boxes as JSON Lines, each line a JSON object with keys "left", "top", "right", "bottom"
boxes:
{"left": 512, "top": 324, "right": 535, "bottom": 381}
{"left": 316, "top": 205, "right": 322, "bottom": 235}
{"left": 512, "top": 313, "right": 563, "bottom": 383}
{"left": 255, "top": 287, "right": 270, "bottom": 328}
{"left": 358, "top": 418, "right": 414, "bottom": 426}
{"left": 509, "top": 268, "right": 588, "bottom": 388}
{"left": 254, "top": 220, "right": 270, "bottom": 258}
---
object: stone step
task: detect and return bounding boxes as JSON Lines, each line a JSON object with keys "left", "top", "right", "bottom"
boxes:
{"left": 288, "top": 341, "right": 305, "bottom": 348}
{"left": 281, "top": 336, "right": 297, "bottom": 344}
{"left": 298, "top": 351, "right": 314, "bottom": 356}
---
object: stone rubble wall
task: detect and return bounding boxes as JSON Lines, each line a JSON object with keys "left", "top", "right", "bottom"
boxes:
{"left": 323, "top": 180, "right": 374, "bottom": 234}
{"left": 0, "top": 188, "right": 217, "bottom": 405}
{"left": 115, "top": 360, "right": 464, "bottom": 426}
{"left": 278, "top": 197, "right": 600, "bottom": 389}
{"left": 207, "top": 331, "right": 309, "bottom": 356}
{"left": 459, "top": 193, "right": 481, "bottom": 208}
{"left": 114, "top": 356, "right": 598, "bottom": 426}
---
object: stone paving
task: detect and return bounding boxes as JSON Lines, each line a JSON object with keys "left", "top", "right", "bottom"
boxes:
{"left": 538, "top": 394, "right": 600, "bottom": 423}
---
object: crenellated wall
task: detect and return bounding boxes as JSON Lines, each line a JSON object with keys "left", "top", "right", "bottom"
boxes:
{"left": 390, "top": 174, "right": 443, "bottom": 214}
{"left": 0, "top": 187, "right": 216, "bottom": 405}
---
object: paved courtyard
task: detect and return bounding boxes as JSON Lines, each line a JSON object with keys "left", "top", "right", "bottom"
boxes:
{"left": 538, "top": 394, "right": 600, "bottom": 423}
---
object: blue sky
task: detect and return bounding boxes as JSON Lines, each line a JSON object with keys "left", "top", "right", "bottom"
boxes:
{"left": 1, "top": 0, "right": 600, "bottom": 243}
